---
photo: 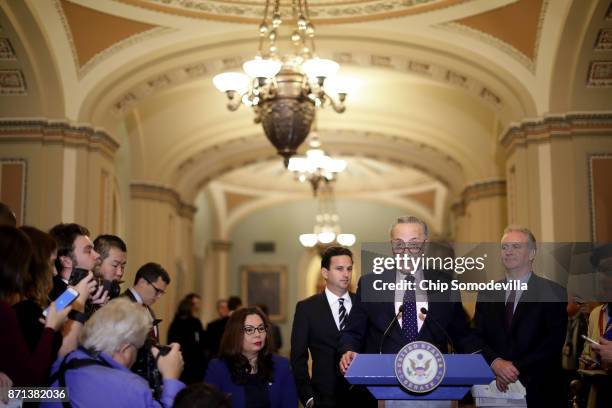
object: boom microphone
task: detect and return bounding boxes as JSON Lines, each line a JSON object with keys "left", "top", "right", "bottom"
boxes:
{"left": 379, "top": 305, "right": 405, "bottom": 354}
{"left": 420, "top": 307, "right": 455, "bottom": 354}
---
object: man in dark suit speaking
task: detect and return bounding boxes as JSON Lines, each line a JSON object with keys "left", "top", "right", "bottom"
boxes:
{"left": 291, "top": 246, "right": 356, "bottom": 408}
{"left": 473, "top": 226, "right": 567, "bottom": 407}
{"left": 338, "top": 216, "right": 477, "bottom": 408}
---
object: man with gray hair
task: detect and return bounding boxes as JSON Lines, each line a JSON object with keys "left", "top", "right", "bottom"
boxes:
{"left": 339, "top": 216, "right": 477, "bottom": 407}
{"left": 43, "top": 298, "right": 185, "bottom": 408}
{"left": 473, "top": 226, "right": 567, "bottom": 407}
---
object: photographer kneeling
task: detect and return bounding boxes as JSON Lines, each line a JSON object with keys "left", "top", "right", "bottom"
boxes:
{"left": 43, "top": 298, "right": 185, "bottom": 408}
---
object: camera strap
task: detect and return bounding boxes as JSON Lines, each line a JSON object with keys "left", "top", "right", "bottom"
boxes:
{"left": 49, "top": 350, "right": 113, "bottom": 408}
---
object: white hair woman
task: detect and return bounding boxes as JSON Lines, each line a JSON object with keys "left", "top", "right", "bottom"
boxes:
{"left": 43, "top": 298, "right": 185, "bottom": 408}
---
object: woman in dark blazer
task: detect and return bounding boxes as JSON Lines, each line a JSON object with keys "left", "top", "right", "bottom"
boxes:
{"left": 204, "top": 307, "right": 297, "bottom": 407}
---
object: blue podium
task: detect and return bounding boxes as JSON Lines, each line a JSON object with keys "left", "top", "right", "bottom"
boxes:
{"left": 345, "top": 354, "right": 494, "bottom": 400}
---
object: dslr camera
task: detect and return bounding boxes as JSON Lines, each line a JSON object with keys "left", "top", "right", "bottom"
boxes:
{"left": 132, "top": 338, "right": 172, "bottom": 400}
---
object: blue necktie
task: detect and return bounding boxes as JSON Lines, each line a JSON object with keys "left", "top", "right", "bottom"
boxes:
{"left": 401, "top": 275, "right": 418, "bottom": 342}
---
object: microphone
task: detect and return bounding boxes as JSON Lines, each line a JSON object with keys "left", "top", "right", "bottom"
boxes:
{"left": 420, "top": 307, "right": 455, "bottom": 354}
{"left": 379, "top": 305, "right": 405, "bottom": 354}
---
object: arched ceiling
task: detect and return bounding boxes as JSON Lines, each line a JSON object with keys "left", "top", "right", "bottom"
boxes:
{"left": 1, "top": 0, "right": 610, "bottom": 228}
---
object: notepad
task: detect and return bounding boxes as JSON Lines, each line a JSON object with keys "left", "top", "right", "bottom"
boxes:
{"left": 471, "top": 380, "right": 527, "bottom": 407}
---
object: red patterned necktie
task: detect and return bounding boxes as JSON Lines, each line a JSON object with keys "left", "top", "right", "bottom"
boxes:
{"left": 505, "top": 289, "right": 516, "bottom": 331}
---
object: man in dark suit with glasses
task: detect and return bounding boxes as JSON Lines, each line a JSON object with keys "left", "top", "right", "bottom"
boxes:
{"left": 339, "top": 216, "right": 477, "bottom": 407}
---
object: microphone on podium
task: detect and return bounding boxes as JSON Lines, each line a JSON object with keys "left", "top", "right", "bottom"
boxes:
{"left": 420, "top": 307, "right": 455, "bottom": 354}
{"left": 379, "top": 305, "right": 405, "bottom": 354}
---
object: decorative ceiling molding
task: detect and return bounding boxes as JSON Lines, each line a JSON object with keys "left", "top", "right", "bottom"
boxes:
{"left": 500, "top": 112, "right": 612, "bottom": 154}
{"left": 0, "top": 119, "right": 119, "bottom": 159}
{"left": 111, "top": 48, "right": 504, "bottom": 116}
{"left": 0, "top": 38, "right": 16, "bottom": 60}
{"left": 461, "top": 178, "right": 506, "bottom": 204}
{"left": 118, "top": 0, "right": 467, "bottom": 24}
{"left": 130, "top": 181, "right": 197, "bottom": 219}
{"left": 440, "top": 0, "right": 548, "bottom": 73}
{"left": 0, "top": 69, "right": 26, "bottom": 94}
{"left": 172, "top": 129, "right": 467, "bottom": 206}
{"left": 587, "top": 61, "right": 612, "bottom": 87}
{"left": 55, "top": 0, "right": 170, "bottom": 78}
{"left": 594, "top": 29, "right": 612, "bottom": 51}
{"left": 179, "top": 129, "right": 464, "bottom": 190}
{"left": 451, "top": 178, "right": 506, "bottom": 216}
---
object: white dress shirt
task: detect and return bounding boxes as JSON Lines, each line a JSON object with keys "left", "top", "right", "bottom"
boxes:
{"left": 325, "top": 287, "right": 352, "bottom": 330}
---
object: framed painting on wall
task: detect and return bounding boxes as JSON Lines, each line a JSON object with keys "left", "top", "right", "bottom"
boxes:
{"left": 589, "top": 154, "right": 612, "bottom": 242}
{"left": 241, "top": 265, "right": 287, "bottom": 322}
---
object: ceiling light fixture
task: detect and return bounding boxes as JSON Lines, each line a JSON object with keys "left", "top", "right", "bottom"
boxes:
{"left": 288, "top": 131, "right": 346, "bottom": 195}
{"left": 213, "top": 0, "right": 349, "bottom": 166}
{"left": 299, "top": 182, "right": 356, "bottom": 251}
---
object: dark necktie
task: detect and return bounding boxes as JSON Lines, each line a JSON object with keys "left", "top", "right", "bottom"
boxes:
{"left": 338, "top": 298, "right": 347, "bottom": 330}
{"left": 401, "top": 275, "right": 418, "bottom": 342}
{"left": 146, "top": 305, "right": 159, "bottom": 341}
{"left": 505, "top": 289, "right": 516, "bottom": 331}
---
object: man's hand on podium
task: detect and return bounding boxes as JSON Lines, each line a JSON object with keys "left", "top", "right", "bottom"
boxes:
{"left": 491, "top": 358, "right": 519, "bottom": 392}
{"left": 340, "top": 351, "right": 357, "bottom": 374}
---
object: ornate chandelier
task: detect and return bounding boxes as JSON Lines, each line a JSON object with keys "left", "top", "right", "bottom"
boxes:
{"left": 212, "top": 0, "right": 349, "bottom": 166}
{"left": 288, "top": 131, "right": 346, "bottom": 195}
{"left": 299, "top": 183, "right": 356, "bottom": 250}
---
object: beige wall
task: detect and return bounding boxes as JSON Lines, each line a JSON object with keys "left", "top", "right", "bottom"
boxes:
{"left": 502, "top": 113, "right": 612, "bottom": 242}
{"left": 128, "top": 183, "right": 196, "bottom": 342}
{"left": 0, "top": 120, "right": 118, "bottom": 233}
{"left": 452, "top": 180, "right": 507, "bottom": 242}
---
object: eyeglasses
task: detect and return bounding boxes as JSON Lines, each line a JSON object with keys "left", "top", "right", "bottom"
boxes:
{"left": 144, "top": 277, "right": 166, "bottom": 296}
{"left": 501, "top": 243, "right": 529, "bottom": 251}
{"left": 243, "top": 325, "right": 267, "bottom": 335}
{"left": 391, "top": 239, "right": 424, "bottom": 253}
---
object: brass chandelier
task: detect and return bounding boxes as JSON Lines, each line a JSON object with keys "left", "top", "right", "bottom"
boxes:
{"left": 213, "top": 0, "right": 349, "bottom": 166}
{"left": 299, "top": 182, "right": 356, "bottom": 250}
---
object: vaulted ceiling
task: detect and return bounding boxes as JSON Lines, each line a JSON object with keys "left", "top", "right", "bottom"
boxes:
{"left": 1, "top": 0, "right": 610, "bottom": 234}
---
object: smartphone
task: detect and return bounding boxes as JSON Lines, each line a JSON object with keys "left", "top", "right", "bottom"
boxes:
{"left": 43, "top": 287, "right": 79, "bottom": 316}
{"left": 581, "top": 334, "right": 600, "bottom": 345}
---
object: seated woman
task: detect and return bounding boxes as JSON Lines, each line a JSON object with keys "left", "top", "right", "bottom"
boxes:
{"left": 43, "top": 298, "right": 185, "bottom": 408}
{"left": 204, "top": 307, "right": 298, "bottom": 408}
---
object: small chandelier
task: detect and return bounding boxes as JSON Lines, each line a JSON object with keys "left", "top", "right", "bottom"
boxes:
{"left": 288, "top": 131, "right": 346, "bottom": 195}
{"left": 299, "top": 183, "right": 356, "bottom": 250}
{"left": 213, "top": 0, "right": 348, "bottom": 166}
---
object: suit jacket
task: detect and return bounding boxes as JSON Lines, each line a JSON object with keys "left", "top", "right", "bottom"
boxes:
{"left": 204, "top": 355, "right": 298, "bottom": 408}
{"left": 291, "top": 291, "right": 356, "bottom": 407}
{"left": 206, "top": 316, "right": 229, "bottom": 356}
{"left": 473, "top": 273, "right": 567, "bottom": 407}
{"left": 122, "top": 289, "right": 160, "bottom": 342}
{"left": 340, "top": 269, "right": 477, "bottom": 355}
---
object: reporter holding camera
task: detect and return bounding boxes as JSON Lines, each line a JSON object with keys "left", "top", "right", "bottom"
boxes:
{"left": 43, "top": 297, "right": 185, "bottom": 408}
{"left": 93, "top": 234, "right": 127, "bottom": 300}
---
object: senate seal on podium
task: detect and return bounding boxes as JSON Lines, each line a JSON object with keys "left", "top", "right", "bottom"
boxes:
{"left": 394, "top": 341, "right": 446, "bottom": 393}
